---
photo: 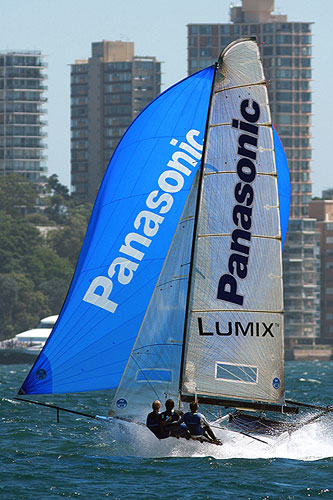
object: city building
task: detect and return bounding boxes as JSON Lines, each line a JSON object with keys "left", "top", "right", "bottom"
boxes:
{"left": 187, "top": 0, "right": 323, "bottom": 351}
{"left": 70, "top": 41, "right": 161, "bottom": 203}
{"left": 282, "top": 218, "right": 320, "bottom": 351}
{"left": 309, "top": 199, "right": 333, "bottom": 345}
{"left": 0, "top": 50, "right": 47, "bottom": 181}
{"left": 187, "top": 0, "right": 312, "bottom": 218}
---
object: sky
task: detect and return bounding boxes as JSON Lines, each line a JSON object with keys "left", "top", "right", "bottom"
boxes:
{"left": 1, "top": 0, "right": 332, "bottom": 196}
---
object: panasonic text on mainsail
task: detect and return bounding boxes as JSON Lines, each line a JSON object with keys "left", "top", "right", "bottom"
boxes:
{"left": 217, "top": 98, "right": 260, "bottom": 306}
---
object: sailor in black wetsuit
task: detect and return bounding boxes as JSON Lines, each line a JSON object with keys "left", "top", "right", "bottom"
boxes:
{"left": 160, "top": 399, "right": 189, "bottom": 438}
{"left": 178, "top": 401, "right": 222, "bottom": 444}
{"left": 146, "top": 400, "right": 170, "bottom": 439}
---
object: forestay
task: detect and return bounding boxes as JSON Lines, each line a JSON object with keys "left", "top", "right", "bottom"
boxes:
{"left": 180, "top": 39, "right": 289, "bottom": 406}
{"left": 19, "top": 67, "right": 215, "bottom": 395}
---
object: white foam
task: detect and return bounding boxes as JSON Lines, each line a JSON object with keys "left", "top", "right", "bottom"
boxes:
{"left": 97, "top": 415, "right": 333, "bottom": 461}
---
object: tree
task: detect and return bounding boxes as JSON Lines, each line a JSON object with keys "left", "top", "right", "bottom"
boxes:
{"left": 0, "top": 273, "right": 50, "bottom": 340}
{"left": 0, "top": 212, "right": 43, "bottom": 274}
{"left": 44, "top": 174, "right": 74, "bottom": 224}
{"left": 0, "top": 174, "right": 93, "bottom": 339}
{"left": 47, "top": 203, "right": 92, "bottom": 265}
{"left": 0, "top": 174, "right": 38, "bottom": 217}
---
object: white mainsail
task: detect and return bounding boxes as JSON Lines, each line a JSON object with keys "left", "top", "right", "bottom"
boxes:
{"left": 181, "top": 39, "right": 285, "bottom": 406}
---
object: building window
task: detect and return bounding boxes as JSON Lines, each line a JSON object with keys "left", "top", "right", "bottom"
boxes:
{"left": 199, "top": 25, "right": 212, "bottom": 35}
{"left": 263, "top": 35, "right": 273, "bottom": 44}
{"left": 301, "top": 58, "right": 311, "bottom": 68}
{"left": 277, "top": 115, "right": 292, "bottom": 124}
{"left": 302, "top": 35, "right": 312, "bottom": 44}
{"left": 220, "top": 25, "right": 230, "bottom": 34}
{"left": 277, "top": 80, "right": 292, "bottom": 89}
{"left": 276, "top": 46, "right": 292, "bottom": 56}
{"left": 276, "top": 23, "right": 292, "bottom": 32}
{"left": 263, "top": 47, "right": 273, "bottom": 56}
{"left": 263, "top": 24, "right": 273, "bottom": 33}
{"left": 199, "top": 48, "right": 212, "bottom": 57}
{"left": 276, "top": 91, "right": 293, "bottom": 101}
{"left": 276, "top": 35, "right": 292, "bottom": 44}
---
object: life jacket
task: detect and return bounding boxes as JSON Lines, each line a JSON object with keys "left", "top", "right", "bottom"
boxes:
{"left": 160, "top": 410, "right": 179, "bottom": 426}
{"left": 146, "top": 411, "right": 169, "bottom": 439}
{"left": 183, "top": 411, "right": 204, "bottom": 436}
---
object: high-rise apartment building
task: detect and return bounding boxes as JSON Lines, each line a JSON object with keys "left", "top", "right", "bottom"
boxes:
{"left": 0, "top": 51, "right": 47, "bottom": 181}
{"left": 187, "top": 0, "right": 312, "bottom": 218}
{"left": 71, "top": 41, "right": 161, "bottom": 203}
{"left": 187, "top": 0, "right": 320, "bottom": 346}
{"left": 309, "top": 199, "right": 333, "bottom": 345}
{"left": 282, "top": 218, "right": 320, "bottom": 344}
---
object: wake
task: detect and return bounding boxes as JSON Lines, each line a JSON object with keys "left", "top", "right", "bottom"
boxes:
{"left": 97, "top": 414, "right": 333, "bottom": 461}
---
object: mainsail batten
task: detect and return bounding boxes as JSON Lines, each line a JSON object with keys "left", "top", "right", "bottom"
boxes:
{"left": 180, "top": 39, "right": 288, "bottom": 408}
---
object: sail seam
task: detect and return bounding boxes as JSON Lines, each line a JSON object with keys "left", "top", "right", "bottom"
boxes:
{"left": 210, "top": 122, "right": 272, "bottom": 128}
{"left": 197, "top": 234, "right": 281, "bottom": 240}
{"left": 156, "top": 276, "right": 189, "bottom": 287}
{"left": 215, "top": 81, "right": 266, "bottom": 93}
{"left": 204, "top": 171, "right": 277, "bottom": 177}
{"left": 191, "top": 309, "right": 284, "bottom": 313}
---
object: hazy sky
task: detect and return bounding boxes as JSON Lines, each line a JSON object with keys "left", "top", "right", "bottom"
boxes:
{"left": 1, "top": 0, "right": 332, "bottom": 196}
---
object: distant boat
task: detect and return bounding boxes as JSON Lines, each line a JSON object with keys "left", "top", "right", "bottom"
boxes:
{"left": 0, "top": 315, "right": 58, "bottom": 364}
{"left": 17, "top": 39, "right": 331, "bottom": 442}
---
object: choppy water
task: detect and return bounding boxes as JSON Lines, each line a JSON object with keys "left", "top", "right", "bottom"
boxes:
{"left": 1, "top": 362, "right": 332, "bottom": 499}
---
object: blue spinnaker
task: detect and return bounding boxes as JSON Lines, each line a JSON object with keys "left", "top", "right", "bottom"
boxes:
{"left": 273, "top": 126, "right": 290, "bottom": 247}
{"left": 20, "top": 67, "right": 214, "bottom": 395}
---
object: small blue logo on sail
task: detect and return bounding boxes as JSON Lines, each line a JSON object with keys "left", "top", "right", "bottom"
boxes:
{"left": 35, "top": 369, "right": 47, "bottom": 380}
{"left": 116, "top": 398, "right": 128, "bottom": 409}
{"left": 272, "top": 377, "right": 281, "bottom": 389}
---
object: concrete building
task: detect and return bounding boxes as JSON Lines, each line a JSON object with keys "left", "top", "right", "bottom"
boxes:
{"left": 187, "top": 0, "right": 312, "bottom": 218}
{"left": 70, "top": 41, "right": 161, "bottom": 203}
{"left": 282, "top": 218, "right": 320, "bottom": 347}
{"left": 309, "top": 199, "right": 333, "bottom": 345}
{"left": 187, "top": 1, "right": 323, "bottom": 351}
{"left": 0, "top": 50, "right": 47, "bottom": 181}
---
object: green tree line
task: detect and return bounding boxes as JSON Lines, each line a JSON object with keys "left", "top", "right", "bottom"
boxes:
{"left": 0, "top": 174, "right": 92, "bottom": 340}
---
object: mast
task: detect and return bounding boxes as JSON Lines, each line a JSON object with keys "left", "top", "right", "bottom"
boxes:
{"left": 178, "top": 62, "right": 218, "bottom": 397}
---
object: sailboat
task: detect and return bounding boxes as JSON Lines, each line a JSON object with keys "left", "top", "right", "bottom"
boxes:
{"left": 16, "top": 39, "right": 331, "bottom": 442}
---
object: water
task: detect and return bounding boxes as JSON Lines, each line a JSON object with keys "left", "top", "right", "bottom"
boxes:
{"left": 1, "top": 362, "right": 332, "bottom": 499}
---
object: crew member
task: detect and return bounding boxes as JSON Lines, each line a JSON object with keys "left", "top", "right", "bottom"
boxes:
{"left": 146, "top": 400, "right": 170, "bottom": 439}
{"left": 178, "top": 401, "right": 222, "bottom": 444}
{"left": 160, "top": 399, "right": 188, "bottom": 438}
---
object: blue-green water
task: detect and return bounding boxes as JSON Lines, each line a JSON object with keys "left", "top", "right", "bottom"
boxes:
{"left": 1, "top": 362, "right": 332, "bottom": 499}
